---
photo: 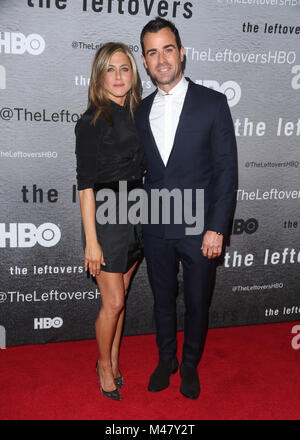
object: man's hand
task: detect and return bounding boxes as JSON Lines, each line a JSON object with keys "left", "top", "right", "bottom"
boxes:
{"left": 201, "top": 230, "right": 223, "bottom": 259}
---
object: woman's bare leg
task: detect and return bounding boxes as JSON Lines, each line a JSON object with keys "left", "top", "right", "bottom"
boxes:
{"left": 94, "top": 271, "right": 125, "bottom": 392}
{"left": 111, "top": 261, "right": 138, "bottom": 379}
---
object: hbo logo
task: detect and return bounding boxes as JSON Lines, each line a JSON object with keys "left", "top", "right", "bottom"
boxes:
{"left": 34, "top": 317, "right": 63, "bottom": 330}
{"left": 0, "top": 32, "right": 45, "bottom": 55}
{"left": 196, "top": 80, "right": 241, "bottom": 107}
{"left": 233, "top": 218, "right": 258, "bottom": 235}
{"left": 0, "top": 223, "right": 61, "bottom": 248}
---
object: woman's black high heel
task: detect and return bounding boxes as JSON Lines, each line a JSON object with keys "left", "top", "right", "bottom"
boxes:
{"left": 96, "top": 361, "right": 121, "bottom": 401}
{"left": 114, "top": 375, "right": 124, "bottom": 389}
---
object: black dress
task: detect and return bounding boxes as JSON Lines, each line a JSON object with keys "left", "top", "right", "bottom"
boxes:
{"left": 75, "top": 100, "right": 144, "bottom": 273}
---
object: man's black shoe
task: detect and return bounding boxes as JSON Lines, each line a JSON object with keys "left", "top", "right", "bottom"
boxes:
{"left": 148, "top": 358, "right": 178, "bottom": 392}
{"left": 180, "top": 363, "right": 200, "bottom": 399}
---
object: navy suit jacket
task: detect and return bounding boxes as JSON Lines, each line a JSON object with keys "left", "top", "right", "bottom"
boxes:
{"left": 135, "top": 78, "right": 237, "bottom": 239}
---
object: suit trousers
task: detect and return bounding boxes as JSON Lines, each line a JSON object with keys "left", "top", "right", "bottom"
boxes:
{"left": 143, "top": 234, "right": 215, "bottom": 368}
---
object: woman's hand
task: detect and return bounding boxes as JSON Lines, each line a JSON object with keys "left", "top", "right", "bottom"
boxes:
{"left": 84, "top": 242, "right": 106, "bottom": 277}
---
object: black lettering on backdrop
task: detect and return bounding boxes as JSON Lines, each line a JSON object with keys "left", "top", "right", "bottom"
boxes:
{"left": 81, "top": 0, "right": 193, "bottom": 18}
{"left": 183, "top": 1, "right": 192, "bottom": 19}
{"left": 21, "top": 185, "right": 58, "bottom": 203}
{"left": 128, "top": 0, "right": 139, "bottom": 15}
{"left": 27, "top": 0, "right": 193, "bottom": 17}
{"left": 144, "top": 0, "right": 154, "bottom": 15}
{"left": 21, "top": 185, "right": 79, "bottom": 203}
{"left": 27, "top": 0, "right": 67, "bottom": 9}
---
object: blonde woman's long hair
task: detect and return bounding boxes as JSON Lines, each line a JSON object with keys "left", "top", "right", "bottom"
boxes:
{"left": 88, "top": 42, "right": 142, "bottom": 125}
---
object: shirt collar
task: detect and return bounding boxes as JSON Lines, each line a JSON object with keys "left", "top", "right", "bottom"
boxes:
{"left": 157, "top": 76, "right": 188, "bottom": 98}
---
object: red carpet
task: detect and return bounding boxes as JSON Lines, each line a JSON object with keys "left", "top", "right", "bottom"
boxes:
{"left": 0, "top": 321, "right": 299, "bottom": 420}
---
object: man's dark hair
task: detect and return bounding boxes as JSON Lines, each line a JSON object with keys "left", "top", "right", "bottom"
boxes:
{"left": 140, "top": 17, "right": 182, "bottom": 56}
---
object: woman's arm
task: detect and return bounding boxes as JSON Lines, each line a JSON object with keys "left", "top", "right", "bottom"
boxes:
{"left": 79, "top": 188, "right": 105, "bottom": 277}
{"left": 75, "top": 116, "right": 105, "bottom": 276}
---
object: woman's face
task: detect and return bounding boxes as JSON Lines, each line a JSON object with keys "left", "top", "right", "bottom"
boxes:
{"left": 103, "top": 51, "right": 133, "bottom": 105}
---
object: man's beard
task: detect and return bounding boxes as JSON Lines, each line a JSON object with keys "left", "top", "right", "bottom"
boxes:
{"left": 155, "top": 71, "right": 178, "bottom": 86}
{"left": 152, "top": 62, "right": 182, "bottom": 87}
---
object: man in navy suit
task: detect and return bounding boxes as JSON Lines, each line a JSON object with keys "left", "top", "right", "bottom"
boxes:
{"left": 135, "top": 17, "right": 237, "bottom": 399}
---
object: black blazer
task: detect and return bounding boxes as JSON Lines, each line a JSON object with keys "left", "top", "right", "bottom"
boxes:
{"left": 135, "top": 78, "right": 237, "bottom": 239}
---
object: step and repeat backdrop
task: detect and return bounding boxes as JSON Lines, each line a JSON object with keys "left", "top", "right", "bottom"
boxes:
{"left": 0, "top": 0, "right": 299, "bottom": 347}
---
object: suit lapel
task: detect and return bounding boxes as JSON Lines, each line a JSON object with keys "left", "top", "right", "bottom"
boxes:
{"left": 165, "top": 80, "right": 192, "bottom": 168}
{"left": 144, "top": 90, "right": 166, "bottom": 169}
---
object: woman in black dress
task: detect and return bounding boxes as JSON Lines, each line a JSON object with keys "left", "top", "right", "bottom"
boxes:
{"left": 75, "top": 43, "right": 143, "bottom": 401}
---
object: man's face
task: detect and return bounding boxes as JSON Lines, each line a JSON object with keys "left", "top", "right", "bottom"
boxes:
{"left": 142, "top": 27, "right": 184, "bottom": 91}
